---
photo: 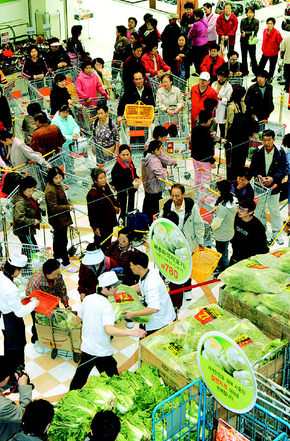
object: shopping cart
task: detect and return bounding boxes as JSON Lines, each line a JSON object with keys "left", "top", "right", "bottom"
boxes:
{"left": 228, "top": 76, "right": 245, "bottom": 88}
{"left": 51, "top": 66, "right": 79, "bottom": 83}
{"left": 252, "top": 180, "right": 273, "bottom": 223}
{"left": 0, "top": 240, "right": 52, "bottom": 278}
{"left": 155, "top": 110, "right": 191, "bottom": 155}
{"left": 152, "top": 378, "right": 290, "bottom": 441}
{"left": 25, "top": 76, "right": 53, "bottom": 105}
{"left": 259, "top": 121, "right": 286, "bottom": 145}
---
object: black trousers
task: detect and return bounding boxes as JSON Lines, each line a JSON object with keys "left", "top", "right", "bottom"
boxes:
{"left": 240, "top": 38, "right": 258, "bottom": 76}
{"left": 94, "top": 227, "right": 113, "bottom": 251}
{"left": 142, "top": 191, "right": 162, "bottom": 224}
{"left": 259, "top": 54, "right": 278, "bottom": 79}
{"left": 53, "top": 227, "right": 70, "bottom": 266}
{"left": 284, "top": 63, "right": 290, "bottom": 92}
{"left": 191, "top": 44, "right": 208, "bottom": 74}
{"left": 2, "top": 312, "right": 26, "bottom": 375}
{"left": 117, "top": 189, "right": 136, "bottom": 219}
{"left": 226, "top": 141, "right": 249, "bottom": 181}
{"left": 70, "top": 352, "right": 118, "bottom": 390}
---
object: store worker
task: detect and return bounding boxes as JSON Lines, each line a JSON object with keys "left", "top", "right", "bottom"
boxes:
{"left": 125, "top": 252, "right": 176, "bottom": 334}
{"left": 0, "top": 360, "right": 33, "bottom": 441}
{"left": 0, "top": 254, "right": 39, "bottom": 376}
{"left": 26, "top": 259, "right": 71, "bottom": 353}
{"left": 70, "top": 271, "right": 146, "bottom": 390}
{"left": 230, "top": 198, "right": 269, "bottom": 265}
{"left": 78, "top": 244, "right": 118, "bottom": 301}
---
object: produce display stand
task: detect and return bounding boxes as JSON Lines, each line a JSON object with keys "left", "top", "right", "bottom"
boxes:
{"left": 139, "top": 318, "right": 288, "bottom": 392}
{"left": 152, "top": 378, "right": 290, "bottom": 441}
{"left": 219, "top": 288, "right": 290, "bottom": 343}
{"left": 36, "top": 309, "right": 81, "bottom": 362}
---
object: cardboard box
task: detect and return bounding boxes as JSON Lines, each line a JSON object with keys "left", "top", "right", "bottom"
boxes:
{"left": 36, "top": 324, "right": 81, "bottom": 354}
{"left": 219, "top": 288, "right": 290, "bottom": 342}
{"left": 140, "top": 310, "right": 287, "bottom": 390}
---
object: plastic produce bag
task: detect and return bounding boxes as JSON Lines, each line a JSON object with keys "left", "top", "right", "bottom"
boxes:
{"left": 110, "top": 284, "right": 151, "bottom": 324}
{"left": 35, "top": 313, "right": 50, "bottom": 326}
{"left": 51, "top": 310, "right": 81, "bottom": 330}
{"left": 220, "top": 258, "right": 289, "bottom": 293}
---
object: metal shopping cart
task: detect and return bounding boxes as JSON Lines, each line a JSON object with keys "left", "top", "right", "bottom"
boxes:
{"left": 152, "top": 378, "right": 290, "bottom": 441}
{"left": 252, "top": 180, "right": 273, "bottom": 224}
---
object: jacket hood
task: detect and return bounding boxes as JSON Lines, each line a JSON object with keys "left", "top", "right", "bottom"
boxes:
{"left": 142, "top": 154, "right": 157, "bottom": 167}
{"left": 78, "top": 70, "right": 93, "bottom": 79}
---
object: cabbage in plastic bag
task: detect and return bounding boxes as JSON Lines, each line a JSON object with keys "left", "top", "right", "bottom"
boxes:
{"left": 280, "top": 252, "right": 290, "bottom": 272}
{"left": 35, "top": 313, "right": 50, "bottom": 326}
{"left": 51, "top": 310, "right": 81, "bottom": 330}
{"left": 220, "top": 258, "right": 289, "bottom": 293}
{"left": 110, "top": 285, "right": 151, "bottom": 324}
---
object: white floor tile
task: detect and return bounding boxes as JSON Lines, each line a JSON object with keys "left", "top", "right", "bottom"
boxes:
{"left": 43, "top": 383, "right": 69, "bottom": 398}
{"left": 25, "top": 360, "right": 46, "bottom": 381}
{"left": 25, "top": 343, "right": 50, "bottom": 361}
{"left": 48, "top": 361, "right": 77, "bottom": 383}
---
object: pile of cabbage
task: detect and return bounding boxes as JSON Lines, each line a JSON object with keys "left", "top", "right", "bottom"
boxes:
{"left": 48, "top": 363, "right": 200, "bottom": 441}
{"left": 109, "top": 285, "right": 151, "bottom": 324}
{"left": 142, "top": 304, "right": 285, "bottom": 383}
{"left": 220, "top": 249, "right": 290, "bottom": 327}
{"left": 35, "top": 309, "right": 81, "bottom": 330}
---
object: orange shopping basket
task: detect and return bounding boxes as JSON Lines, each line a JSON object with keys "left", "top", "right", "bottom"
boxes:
{"left": 190, "top": 247, "right": 222, "bottom": 282}
{"left": 124, "top": 100, "right": 154, "bottom": 127}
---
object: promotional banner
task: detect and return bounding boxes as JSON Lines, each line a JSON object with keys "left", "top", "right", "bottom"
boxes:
{"left": 197, "top": 331, "right": 257, "bottom": 413}
{"left": 149, "top": 218, "right": 192, "bottom": 284}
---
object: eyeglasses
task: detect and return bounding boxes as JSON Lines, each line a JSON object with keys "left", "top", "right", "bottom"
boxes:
{"left": 238, "top": 207, "right": 248, "bottom": 212}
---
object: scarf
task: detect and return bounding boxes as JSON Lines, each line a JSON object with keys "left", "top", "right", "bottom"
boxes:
{"left": 117, "top": 156, "right": 135, "bottom": 181}
{"left": 27, "top": 197, "right": 41, "bottom": 220}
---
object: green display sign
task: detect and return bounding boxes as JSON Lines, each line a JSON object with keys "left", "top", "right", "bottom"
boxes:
{"left": 197, "top": 332, "right": 257, "bottom": 414}
{"left": 149, "top": 218, "right": 192, "bottom": 284}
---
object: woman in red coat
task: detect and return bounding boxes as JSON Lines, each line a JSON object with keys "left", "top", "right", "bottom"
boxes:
{"left": 259, "top": 17, "right": 283, "bottom": 81}
{"left": 141, "top": 43, "right": 170, "bottom": 78}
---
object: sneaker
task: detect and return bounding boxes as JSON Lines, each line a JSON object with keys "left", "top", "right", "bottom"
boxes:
{"left": 185, "top": 292, "right": 192, "bottom": 301}
{"left": 34, "top": 340, "right": 45, "bottom": 354}
{"left": 61, "top": 263, "right": 78, "bottom": 273}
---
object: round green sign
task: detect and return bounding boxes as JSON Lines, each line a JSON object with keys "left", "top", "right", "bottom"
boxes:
{"left": 197, "top": 332, "right": 257, "bottom": 414}
{"left": 149, "top": 218, "right": 192, "bottom": 284}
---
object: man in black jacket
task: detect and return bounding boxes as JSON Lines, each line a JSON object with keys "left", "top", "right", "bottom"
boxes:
{"left": 117, "top": 71, "right": 155, "bottom": 120}
{"left": 45, "top": 38, "right": 71, "bottom": 71}
{"left": 250, "top": 129, "right": 287, "bottom": 245}
{"left": 122, "top": 43, "right": 146, "bottom": 90}
{"left": 231, "top": 198, "right": 269, "bottom": 264}
{"left": 245, "top": 70, "right": 274, "bottom": 121}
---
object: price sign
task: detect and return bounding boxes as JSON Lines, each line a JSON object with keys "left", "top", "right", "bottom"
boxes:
{"left": 195, "top": 307, "right": 222, "bottom": 325}
{"left": 197, "top": 332, "right": 257, "bottom": 414}
{"left": 149, "top": 218, "right": 192, "bottom": 284}
{"left": 1, "top": 32, "right": 9, "bottom": 44}
{"left": 114, "top": 292, "right": 135, "bottom": 304}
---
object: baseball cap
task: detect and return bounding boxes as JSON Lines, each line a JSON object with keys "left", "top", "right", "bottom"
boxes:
{"left": 199, "top": 72, "right": 211, "bottom": 81}
{"left": 8, "top": 253, "right": 27, "bottom": 268}
{"left": 98, "top": 271, "right": 121, "bottom": 288}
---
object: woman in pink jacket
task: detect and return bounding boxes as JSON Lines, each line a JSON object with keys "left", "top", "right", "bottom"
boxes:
{"left": 203, "top": 3, "right": 217, "bottom": 50}
{"left": 75, "top": 60, "right": 109, "bottom": 107}
{"left": 188, "top": 8, "right": 208, "bottom": 74}
{"left": 259, "top": 17, "right": 283, "bottom": 81}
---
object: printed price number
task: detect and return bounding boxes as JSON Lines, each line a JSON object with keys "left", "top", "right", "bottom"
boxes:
{"left": 162, "top": 263, "right": 178, "bottom": 279}
{"left": 235, "top": 334, "right": 253, "bottom": 348}
{"left": 166, "top": 342, "right": 181, "bottom": 358}
{"left": 114, "top": 292, "right": 135, "bottom": 304}
{"left": 195, "top": 307, "right": 222, "bottom": 325}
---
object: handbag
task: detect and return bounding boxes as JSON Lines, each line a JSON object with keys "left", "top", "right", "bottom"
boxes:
{"left": 102, "top": 191, "right": 120, "bottom": 214}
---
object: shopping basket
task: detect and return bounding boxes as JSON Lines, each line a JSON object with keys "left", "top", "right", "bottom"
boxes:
{"left": 191, "top": 247, "right": 221, "bottom": 282}
{"left": 124, "top": 100, "right": 154, "bottom": 127}
{"left": 22, "top": 289, "right": 60, "bottom": 315}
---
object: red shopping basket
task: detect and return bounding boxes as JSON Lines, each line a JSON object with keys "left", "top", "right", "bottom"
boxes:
{"left": 22, "top": 290, "right": 60, "bottom": 315}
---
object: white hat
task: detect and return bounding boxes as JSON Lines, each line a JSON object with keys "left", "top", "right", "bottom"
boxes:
{"left": 82, "top": 249, "right": 105, "bottom": 266}
{"left": 199, "top": 71, "right": 211, "bottom": 81}
{"left": 98, "top": 271, "right": 121, "bottom": 288}
{"left": 7, "top": 253, "right": 28, "bottom": 268}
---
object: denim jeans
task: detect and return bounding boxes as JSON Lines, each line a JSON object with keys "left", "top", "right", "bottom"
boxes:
{"left": 215, "top": 240, "right": 230, "bottom": 272}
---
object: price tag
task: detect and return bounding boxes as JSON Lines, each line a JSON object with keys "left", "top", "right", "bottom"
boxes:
{"left": 235, "top": 334, "right": 253, "bottom": 348}
{"left": 114, "top": 292, "right": 135, "bottom": 304}
{"left": 271, "top": 250, "right": 286, "bottom": 258}
{"left": 166, "top": 342, "right": 182, "bottom": 358}
{"left": 26, "top": 27, "right": 36, "bottom": 35}
{"left": 43, "top": 24, "right": 51, "bottom": 31}
{"left": 195, "top": 307, "right": 222, "bottom": 325}
{"left": 243, "top": 261, "right": 268, "bottom": 269}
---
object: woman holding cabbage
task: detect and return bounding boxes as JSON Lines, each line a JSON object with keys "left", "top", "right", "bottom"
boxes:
{"left": 160, "top": 183, "right": 205, "bottom": 308}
